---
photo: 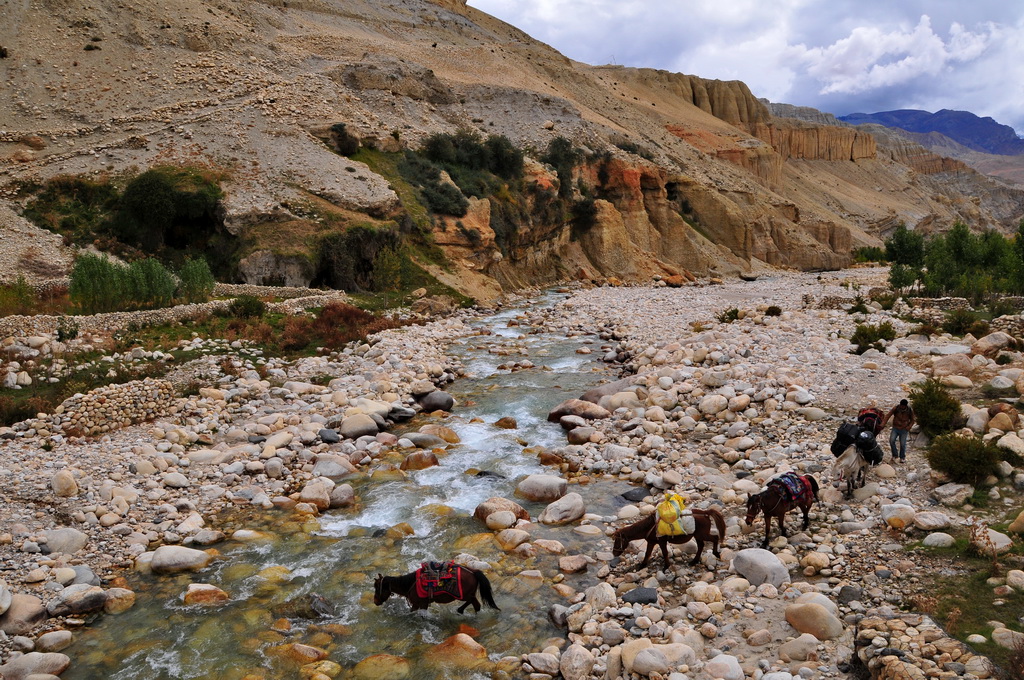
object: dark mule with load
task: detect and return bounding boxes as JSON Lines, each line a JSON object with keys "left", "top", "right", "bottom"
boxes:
{"left": 830, "top": 414, "right": 884, "bottom": 497}
{"left": 744, "top": 472, "right": 819, "bottom": 548}
{"left": 373, "top": 561, "right": 499, "bottom": 614}
{"left": 612, "top": 507, "right": 726, "bottom": 568}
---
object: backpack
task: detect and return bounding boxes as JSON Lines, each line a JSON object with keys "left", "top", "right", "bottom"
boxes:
{"left": 857, "top": 407, "right": 884, "bottom": 434}
{"left": 656, "top": 494, "right": 693, "bottom": 536}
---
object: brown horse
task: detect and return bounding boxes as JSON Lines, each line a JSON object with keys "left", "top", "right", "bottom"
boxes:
{"left": 373, "top": 566, "right": 499, "bottom": 614}
{"left": 744, "top": 475, "right": 819, "bottom": 548}
{"left": 611, "top": 508, "right": 726, "bottom": 568}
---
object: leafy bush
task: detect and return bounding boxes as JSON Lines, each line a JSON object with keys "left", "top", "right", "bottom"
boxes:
{"left": 114, "top": 166, "right": 222, "bottom": 251}
{"left": 967, "top": 319, "right": 990, "bottom": 338}
{"left": 69, "top": 253, "right": 123, "bottom": 314}
{"left": 850, "top": 321, "right": 896, "bottom": 354}
{"left": 847, "top": 296, "right": 870, "bottom": 314}
{"left": 942, "top": 309, "right": 981, "bottom": 336}
{"left": 613, "top": 139, "right": 654, "bottom": 161}
{"left": 996, "top": 353, "right": 1014, "bottom": 365}
{"left": 0, "top": 275, "right": 36, "bottom": 316}
{"left": 885, "top": 224, "right": 925, "bottom": 267}
{"left": 57, "top": 315, "right": 79, "bottom": 342}
{"left": 765, "top": 305, "right": 782, "bottom": 317}
{"left": 541, "top": 137, "right": 582, "bottom": 199}
{"left": 912, "top": 323, "right": 939, "bottom": 338}
{"left": 716, "top": 308, "right": 740, "bottom": 323}
{"left": 124, "top": 258, "right": 176, "bottom": 309}
{"left": 316, "top": 225, "right": 403, "bottom": 292}
{"left": 910, "top": 379, "right": 961, "bottom": 437}
{"left": 873, "top": 293, "right": 897, "bottom": 310}
{"left": 853, "top": 246, "right": 886, "bottom": 263}
{"left": 926, "top": 433, "right": 1001, "bottom": 485}
{"left": 570, "top": 196, "right": 598, "bottom": 240}
{"left": 228, "top": 295, "right": 266, "bottom": 319}
{"left": 177, "top": 257, "right": 215, "bottom": 303}
{"left": 988, "top": 298, "right": 1018, "bottom": 319}
{"left": 420, "top": 181, "right": 469, "bottom": 216}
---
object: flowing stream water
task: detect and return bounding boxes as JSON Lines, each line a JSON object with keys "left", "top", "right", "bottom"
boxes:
{"left": 64, "top": 292, "right": 634, "bottom": 679}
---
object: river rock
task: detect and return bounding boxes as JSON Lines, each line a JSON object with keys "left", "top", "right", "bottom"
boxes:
{"left": 932, "top": 354, "right": 974, "bottom": 377}
{"left": 1010, "top": 509, "right": 1024, "bottom": 534}
{"left": 35, "top": 630, "right": 73, "bottom": 653}
{"left": 0, "top": 581, "right": 10, "bottom": 616}
{"left": 485, "top": 510, "right": 517, "bottom": 530}
{"left": 933, "top": 483, "right": 974, "bottom": 506}
{"left": 973, "top": 332, "right": 1014, "bottom": 356}
{"left": 103, "top": 588, "right": 136, "bottom": 614}
{"left": 49, "top": 471, "right": 77, "bottom": 498}
{"left": 400, "top": 451, "right": 439, "bottom": 470}
{"left": 538, "top": 493, "right": 585, "bottom": 524}
{"left": 311, "top": 454, "right": 356, "bottom": 479}
{"left": 559, "top": 644, "right": 595, "bottom": 680}
{"left": 495, "top": 529, "right": 531, "bottom": 551}
{"left": 527, "top": 652, "right": 560, "bottom": 675}
{"left": 351, "top": 653, "right": 410, "bottom": 680}
{"left": 1007, "top": 569, "right": 1024, "bottom": 589}
{"left": 474, "top": 497, "right": 529, "bottom": 523}
{"left": 0, "top": 594, "right": 46, "bottom": 635}
{"left": 340, "top": 414, "right": 379, "bottom": 439}
{"left": 732, "top": 548, "right": 790, "bottom": 587}
{"left": 704, "top": 654, "right": 743, "bottom": 680}
{"left": 547, "top": 398, "right": 611, "bottom": 422}
{"left": 993, "top": 627, "right": 1024, "bottom": 649}
{"left": 631, "top": 647, "right": 669, "bottom": 675}
{"left": 0, "top": 652, "right": 71, "bottom": 680}
{"left": 494, "top": 416, "right": 517, "bottom": 429}
{"left": 785, "top": 602, "right": 844, "bottom": 640}
{"left": 423, "top": 633, "right": 488, "bottom": 668}
{"left": 699, "top": 394, "right": 728, "bottom": 415}
{"left": 971, "top": 528, "right": 1013, "bottom": 555}
{"left": 515, "top": 474, "right": 566, "bottom": 502}
{"left": 46, "top": 584, "right": 106, "bottom": 616}
{"left": 922, "top": 532, "right": 955, "bottom": 547}
{"left": 913, "top": 511, "right": 951, "bottom": 530}
{"left": 149, "top": 546, "right": 214, "bottom": 573}
{"left": 779, "top": 632, "right": 819, "bottom": 661}
{"left": 880, "top": 504, "right": 916, "bottom": 530}
{"left": 559, "top": 555, "right": 588, "bottom": 573}
{"left": 183, "top": 583, "right": 229, "bottom": 605}
{"left": 419, "top": 390, "right": 455, "bottom": 412}
{"left": 329, "top": 484, "right": 356, "bottom": 508}
{"left": 299, "top": 481, "right": 331, "bottom": 510}
{"left": 585, "top": 582, "right": 617, "bottom": 609}
{"left": 40, "top": 528, "right": 87, "bottom": 555}
{"left": 621, "top": 587, "right": 658, "bottom": 604}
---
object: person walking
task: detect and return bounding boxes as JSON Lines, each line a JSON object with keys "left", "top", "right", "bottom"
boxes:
{"left": 882, "top": 398, "right": 915, "bottom": 462}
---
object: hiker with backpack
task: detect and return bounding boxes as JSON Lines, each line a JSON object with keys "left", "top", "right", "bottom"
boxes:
{"left": 882, "top": 398, "right": 915, "bottom": 462}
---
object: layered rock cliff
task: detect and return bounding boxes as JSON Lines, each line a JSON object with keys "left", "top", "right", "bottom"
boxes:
{"left": 1, "top": 0, "right": 1022, "bottom": 297}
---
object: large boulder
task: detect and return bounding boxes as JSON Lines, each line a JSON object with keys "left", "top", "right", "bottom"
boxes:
{"left": 340, "top": 414, "right": 379, "bottom": 439}
{"left": 559, "top": 644, "right": 595, "bottom": 680}
{"left": 473, "top": 497, "right": 529, "bottom": 523}
{"left": 50, "top": 470, "right": 78, "bottom": 497}
{"left": 41, "top": 528, "right": 88, "bottom": 555}
{"left": 0, "top": 594, "right": 46, "bottom": 635}
{"left": 704, "top": 654, "right": 744, "bottom": 680}
{"left": 419, "top": 390, "right": 455, "bottom": 412}
{"left": 731, "top": 548, "right": 790, "bottom": 587}
{"left": 933, "top": 483, "right": 974, "bottom": 506}
{"left": 972, "top": 332, "right": 1014, "bottom": 356}
{"left": 149, "top": 546, "right": 214, "bottom": 573}
{"left": 880, "top": 504, "right": 916, "bottom": 530}
{"left": 785, "top": 602, "right": 844, "bottom": 639}
{"left": 400, "top": 451, "right": 440, "bottom": 470}
{"left": 547, "top": 399, "right": 611, "bottom": 422}
{"left": 46, "top": 584, "right": 106, "bottom": 616}
{"left": 515, "top": 475, "right": 567, "bottom": 502}
{"left": 538, "top": 493, "right": 585, "bottom": 525}
{"left": 311, "top": 454, "right": 356, "bottom": 479}
{"left": 931, "top": 354, "right": 974, "bottom": 377}
{"left": 0, "top": 652, "right": 71, "bottom": 680}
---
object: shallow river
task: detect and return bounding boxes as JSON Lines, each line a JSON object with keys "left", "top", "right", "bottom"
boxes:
{"left": 64, "top": 293, "right": 634, "bottom": 679}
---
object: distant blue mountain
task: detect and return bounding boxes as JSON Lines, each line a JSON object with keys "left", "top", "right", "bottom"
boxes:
{"left": 839, "top": 109, "right": 1024, "bottom": 156}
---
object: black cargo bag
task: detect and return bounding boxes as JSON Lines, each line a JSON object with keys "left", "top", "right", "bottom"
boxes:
{"left": 855, "top": 429, "right": 884, "bottom": 465}
{"left": 830, "top": 422, "right": 860, "bottom": 457}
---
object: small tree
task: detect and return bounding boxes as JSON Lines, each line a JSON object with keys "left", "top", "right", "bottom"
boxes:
{"left": 372, "top": 245, "right": 403, "bottom": 306}
{"left": 884, "top": 223, "right": 925, "bottom": 267}
{"left": 910, "top": 379, "right": 961, "bottom": 437}
{"left": 926, "top": 433, "right": 1001, "bottom": 485}
{"left": 888, "top": 263, "right": 919, "bottom": 294}
{"left": 177, "top": 257, "right": 215, "bottom": 303}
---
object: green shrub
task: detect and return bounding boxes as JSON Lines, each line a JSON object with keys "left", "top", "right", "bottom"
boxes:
{"left": 910, "top": 379, "right": 961, "bottom": 437}
{"left": 996, "top": 353, "right": 1014, "bottom": 365}
{"left": 847, "top": 296, "right": 870, "bottom": 314}
{"left": 716, "top": 308, "right": 740, "bottom": 323}
{"left": 942, "top": 308, "right": 981, "bottom": 336}
{"left": 0, "top": 275, "right": 36, "bottom": 316}
{"left": 966, "top": 319, "right": 990, "bottom": 338}
{"left": 853, "top": 246, "right": 886, "bottom": 263}
{"left": 316, "top": 225, "right": 402, "bottom": 292}
{"left": 764, "top": 305, "right": 782, "bottom": 317}
{"left": 541, "top": 137, "right": 582, "bottom": 199}
{"left": 873, "top": 293, "right": 897, "bottom": 310}
{"left": 988, "top": 298, "right": 1017, "bottom": 319}
{"left": 56, "top": 315, "right": 79, "bottom": 342}
{"left": 850, "top": 321, "right": 896, "bottom": 354}
{"left": 228, "top": 295, "right": 266, "bottom": 319}
{"left": 912, "top": 323, "right": 939, "bottom": 337}
{"left": 570, "top": 196, "right": 598, "bottom": 240}
{"left": 125, "top": 258, "right": 176, "bottom": 309}
{"left": 613, "top": 139, "right": 654, "bottom": 161}
{"left": 69, "top": 253, "right": 126, "bottom": 314}
{"left": 926, "top": 433, "right": 1001, "bottom": 485}
{"left": 420, "top": 182, "right": 468, "bottom": 216}
{"left": 114, "top": 166, "right": 222, "bottom": 251}
{"left": 177, "top": 257, "right": 215, "bottom": 303}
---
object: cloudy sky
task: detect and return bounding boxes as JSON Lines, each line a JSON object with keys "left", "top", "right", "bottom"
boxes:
{"left": 467, "top": 0, "right": 1024, "bottom": 134}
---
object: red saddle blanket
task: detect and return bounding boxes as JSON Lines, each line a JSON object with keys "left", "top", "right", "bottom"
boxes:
{"left": 770, "top": 473, "right": 812, "bottom": 505}
{"left": 415, "top": 562, "right": 464, "bottom": 600}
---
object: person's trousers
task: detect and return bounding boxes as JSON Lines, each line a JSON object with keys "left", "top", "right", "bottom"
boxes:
{"left": 889, "top": 428, "right": 909, "bottom": 459}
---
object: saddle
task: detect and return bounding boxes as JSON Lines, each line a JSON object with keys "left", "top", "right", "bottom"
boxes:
{"left": 414, "top": 561, "right": 463, "bottom": 600}
{"left": 769, "top": 472, "right": 812, "bottom": 505}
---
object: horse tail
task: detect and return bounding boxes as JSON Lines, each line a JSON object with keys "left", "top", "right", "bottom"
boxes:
{"left": 807, "top": 475, "right": 819, "bottom": 500}
{"left": 473, "top": 569, "right": 500, "bottom": 611}
{"left": 707, "top": 508, "right": 726, "bottom": 538}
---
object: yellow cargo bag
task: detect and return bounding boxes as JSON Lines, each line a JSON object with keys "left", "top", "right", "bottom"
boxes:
{"left": 656, "top": 494, "right": 689, "bottom": 536}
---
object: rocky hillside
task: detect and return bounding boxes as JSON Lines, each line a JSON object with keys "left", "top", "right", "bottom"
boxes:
{"left": 2, "top": 0, "right": 1024, "bottom": 299}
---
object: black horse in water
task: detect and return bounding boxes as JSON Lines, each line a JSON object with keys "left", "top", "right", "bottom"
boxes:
{"left": 373, "top": 565, "right": 499, "bottom": 614}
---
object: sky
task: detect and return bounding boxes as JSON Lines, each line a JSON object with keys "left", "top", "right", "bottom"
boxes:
{"left": 467, "top": 0, "right": 1024, "bottom": 135}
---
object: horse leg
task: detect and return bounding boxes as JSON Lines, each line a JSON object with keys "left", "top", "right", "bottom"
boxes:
{"left": 660, "top": 539, "right": 671, "bottom": 567}
{"left": 761, "top": 510, "right": 771, "bottom": 548}
{"left": 690, "top": 536, "right": 703, "bottom": 566}
{"left": 801, "top": 503, "right": 811, "bottom": 530}
{"left": 639, "top": 539, "right": 656, "bottom": 568}
{"left": 777, "top": 511, "right": 788, "bottom": 538}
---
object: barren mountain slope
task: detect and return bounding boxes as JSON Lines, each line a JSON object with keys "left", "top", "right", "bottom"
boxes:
{"left": 2, "top": 0, "right": 1023, "bottom": 293}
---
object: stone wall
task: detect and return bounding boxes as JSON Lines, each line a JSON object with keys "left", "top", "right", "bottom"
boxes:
{"left": 855, "top": 612, "right": 990, "bottom": 680}
{"left": 990, "top": 315, "right": 1024, "bottom": 336}
{"left": 0, "top": 292, "right": 347, "bottom": 338}
{"left": 50, "top": 378, "right": 177, "bottom": 437}
{"left": 908, "top": 297, "right": 970, "bottom": 311}
{"left": 211, "top": 283, "right": 330, "bottom": 299}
